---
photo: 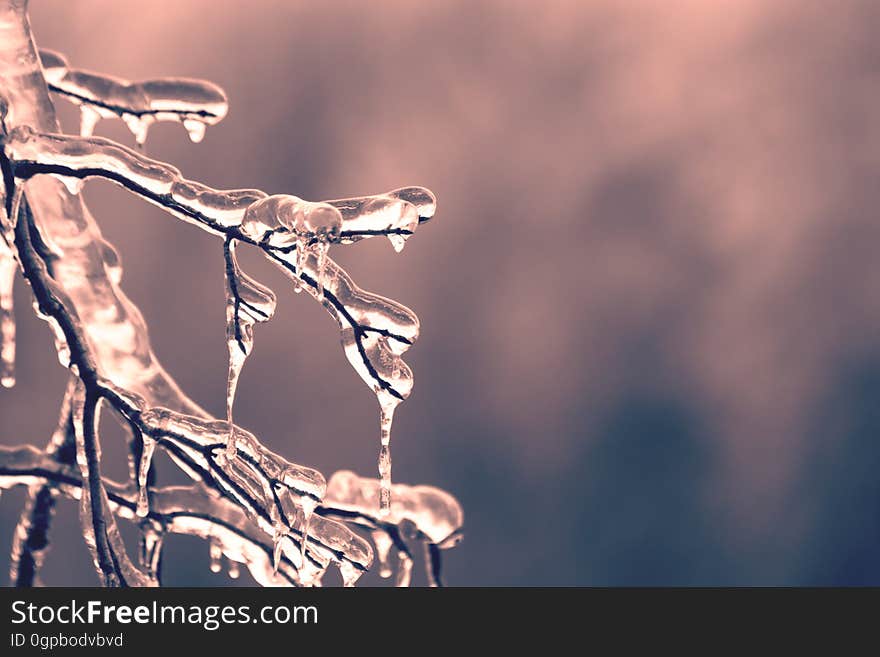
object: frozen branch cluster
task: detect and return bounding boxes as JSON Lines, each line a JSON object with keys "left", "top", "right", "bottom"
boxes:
{"left": 0, "top": 0, "right": 462, "bottom": 587}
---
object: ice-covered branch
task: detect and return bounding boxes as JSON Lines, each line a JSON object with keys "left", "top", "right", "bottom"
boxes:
{"left": 3, "top": 126, "right": 437, "bottom": 510}
{"left": 0, "top": 445, "right": 314, "bottom": 586}
{"left": 7, "top": 197, "right": 372, "bottom": 584}
{"left": 39, "top": 48, "right": 227, "bottom": 145}
{"left": 0, "top": 0, "right": 462, "bottom": 586}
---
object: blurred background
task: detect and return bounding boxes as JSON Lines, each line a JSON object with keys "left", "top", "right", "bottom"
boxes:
{"left": 2, "top": 0, "right": 880, "bottom": 585}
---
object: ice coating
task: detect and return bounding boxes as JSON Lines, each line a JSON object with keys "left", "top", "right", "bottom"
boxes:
{"left": 1, "top": 20, "right": 447, "bottom": 583}
{"left": 39, "top": 49, "right": 228, "bottom": 145}
{"left": 223, "top": 238, "right": 276, "bottom": 463}
{"left": 328, "top": 186, "right": 436, "bottom": 252}
{"left": 370, "top": 529, "right": 394, "bottom": 579}
{"left": 6, "top": 131, "right": 436, "bottom": 255}
{"left": 326, "top": 470, "right": 464, "bottom": 545}
{"left": 241, "top": 195, "right": 343, "bottom": 243}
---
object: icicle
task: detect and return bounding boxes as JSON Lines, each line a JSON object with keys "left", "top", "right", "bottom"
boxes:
{"left": 79, "top": 106, "right": 101, "bottom": 137}
{"left": 339, "top": 560, "right": 363, "bottom": 588}
{"left": 183, "top": 118, "right": 206, "bottom": 143}
{"left": 394, "top": 551, "right": 413, "bottom": 587}
{"left": 122, "top": 115, "right": 152, "bottom": 147}
{"left": 387, "top": 233, "right": 408, "bottom": 253}
{"left": 228, "top": 561, "right": 240, "bottom": 579}
{"left": 272, "top": 520, "right": 286, "bottom": 576}
{"left": 0, "top": 243, "right": 16, "bottom": 388}
{"left": 371, "top": 530, "right": 394, "bottom": 579}
{"left": 209, "top": 538, "right": 222, "bottom": 573}
{"left": 135, "top": 434, "right": 155, "bottom": 517}
{"left": 378, "top": 399, "right": 396, "bottom": 515}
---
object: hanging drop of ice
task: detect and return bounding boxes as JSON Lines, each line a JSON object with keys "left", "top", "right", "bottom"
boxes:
{"left": 182, "top": 119, "right": 206, "bottom": 143}
{"left": 228, "top": 561, "right": 240, "bottom": 579}
{"left": 209, "top": 539, "right": 223, "bottom": 573}
{"left": 222, "top": 239, "right": 276, "bottom": 463}
{"left": 338, "top": 560, "right": 363, "bottom": 588}
{"left": 135, "top": 435, "right": 156, "bottom": 518}
{"left": 122, "top": 114, "right": 152, "bottom": 147}
{"left": 0, "top": 243, "right": 16, "bottom": 388}
{"left": 326, "top": 186, "right": 432, "bottom": 250}
{"left": 370, "top": 530, "right": 394, "bottom": 579}
{"left": 79, "top": 106, "right": 101, "bottom": 137}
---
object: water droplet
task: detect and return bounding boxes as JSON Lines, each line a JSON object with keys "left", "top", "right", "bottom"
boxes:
{"left": 228, "top": 561, "right": 240, "bottom": 579}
